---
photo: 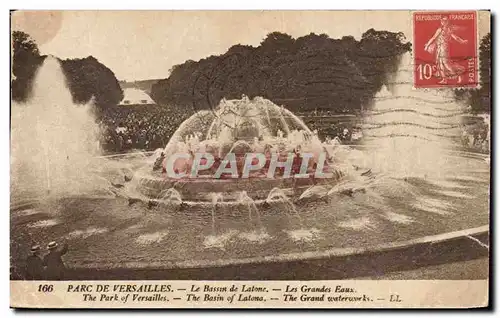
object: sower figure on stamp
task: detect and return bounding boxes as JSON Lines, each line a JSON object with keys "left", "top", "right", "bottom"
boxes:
{"left": 25, "top": 245, "right": 44, "bottom": 280}
{"left": 43, "top": 241, "right": 69, "bottom": 280}
{"left": 424, "top": 16, "right": 468, "bottom": 84}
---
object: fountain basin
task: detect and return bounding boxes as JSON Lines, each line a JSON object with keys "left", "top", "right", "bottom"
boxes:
{"left": 135, "top": 172, "right": 341, "bottom": 202}
{"left": 10, "top": 192, "right": 489, "bottom": 280}
{"left": 60, "top": 225, "right": 490, "bottom": 280}
{"left": 10, "top": 148, "right": 489, "bottom": 280}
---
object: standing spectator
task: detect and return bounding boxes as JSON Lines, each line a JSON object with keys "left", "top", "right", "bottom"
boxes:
{"left": 340, "top": 128, "right": 351, "bottom": 142}
{"left": 25, "top": 245, "right": 44, "bottom": 280}
{"left": 117, "top": 133, "right": 124, "bottom": 152}
{"left": 43, "top": 241, "right": 69, "bottom": 280}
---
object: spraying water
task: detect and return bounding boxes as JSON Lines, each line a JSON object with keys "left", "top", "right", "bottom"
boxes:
{"left": 11, "top": 56, "right": 103, "bottom": 200}
{"left": 210, "top": 192, "right": 224, "bottom": 234}
{"left": 160, "top": 188, "right": 182, "bottom": 205}
{"left": 299, "top": 185, "right": 329, "bottom": 200}
{"left": 363, "top": 53, "right": 464, "bottom": 180}
{"left": 266, "top": 187, "right": 302, "bottom": 223}
{"left": 238, "top": 191, "right": 262, "bottom": 227}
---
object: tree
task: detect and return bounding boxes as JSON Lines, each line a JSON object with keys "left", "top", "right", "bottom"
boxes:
{"left": 260, "top": 32, "right": 295, "bottom": 54}
{"left": 11, "top": 31, "right": 123, "bottom": 109}
{"left": 11, "top": 31, "right": 43, "bottom": 101}
{"left": 357, "top": 29, "right": 412, "bottom": 94}
{"left": 477, "top": 33, "right": 491, "bottom": 113}
{"left": 150, "top": 30, "right": 411, "bottom": 114}
{"left": 61, "top": 56, "right": 124, "bottom": 110}
{"left": 454, "top": 33, "right": 491, "bottom": 114}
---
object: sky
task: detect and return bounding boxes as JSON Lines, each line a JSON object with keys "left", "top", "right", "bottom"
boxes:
{"left": 11, "top": 11, "right": 489, "bottom": 81}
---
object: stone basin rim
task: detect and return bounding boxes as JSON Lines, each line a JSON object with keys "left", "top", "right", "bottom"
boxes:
{"left": 67, "top": 225, "right": 489, "bottom": 270}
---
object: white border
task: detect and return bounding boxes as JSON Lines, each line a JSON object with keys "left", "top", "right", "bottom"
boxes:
{"left": 3, "top": 1, "right": 497, "bottom": 317}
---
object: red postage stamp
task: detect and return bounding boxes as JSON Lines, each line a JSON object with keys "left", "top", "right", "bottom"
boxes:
{"left": 413, "top": 11, "right": 478, "bottom": 88}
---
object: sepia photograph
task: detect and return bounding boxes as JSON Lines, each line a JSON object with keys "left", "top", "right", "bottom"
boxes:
{"left": 9, "top": 9, "right": 491, "bottom": 308}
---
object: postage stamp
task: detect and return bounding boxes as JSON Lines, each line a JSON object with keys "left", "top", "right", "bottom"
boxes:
{"left": 10, "top": 10, "right": 491, "bottom": 309}
{"left": 413, "top": 11, "right": 478, "bottom": 88}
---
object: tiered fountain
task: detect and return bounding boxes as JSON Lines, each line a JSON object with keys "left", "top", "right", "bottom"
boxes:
{"left": 124, "top": 96, "right": 354, "bottom": 208}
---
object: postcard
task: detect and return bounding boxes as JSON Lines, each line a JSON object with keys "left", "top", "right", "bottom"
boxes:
{"left": 10, "top": 10, "right": 490, "bottom": 308}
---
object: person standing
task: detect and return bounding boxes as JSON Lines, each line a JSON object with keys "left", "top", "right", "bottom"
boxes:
{"left": 25, "top": 245, "right": 44, "bottom": 280}
{"left": 43, "top": 241, "right": 69, "bottom": 280}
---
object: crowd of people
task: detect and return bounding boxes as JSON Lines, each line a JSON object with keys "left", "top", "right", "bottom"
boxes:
{"left": 97, "top": 106, "right": 191, "bottom": 153}
{"left": 305, "top": 119, "right": 364, "bottom": 145}
{"left": 95, "top": 106, "right": 489, "bottom": 155}
{"left": 460, "top": 122, "right": 490, "bottom": 153}
{"left": 96, "top": 106, "right": 364, "bottom": 154}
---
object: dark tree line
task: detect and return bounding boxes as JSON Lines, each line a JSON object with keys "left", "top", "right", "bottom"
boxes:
{"left": 454, "top": 33, "right": 491, "bottom": 114}
{"left": 151, "top": 30, "right": 411, "bottom": 113}
{"left": 11, "top": 31, "right": 42, "bottom": 102}
{"left": 61, "top": 56, "right": 124, "bottom": 108}
{"left": 11, "top": 31, "right": 123, "bottom": 110}
{"left": 12, "top": 29, "right": 489, "bottom": 117}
